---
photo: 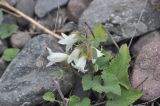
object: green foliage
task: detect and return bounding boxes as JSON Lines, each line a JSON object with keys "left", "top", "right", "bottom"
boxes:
{"left": 91, "top": 24, "right": 108, "bottom": 47}
{"left": 0, "top": 24, "right": 18, "bottom": 39}
{"left": 44, "top": 23, "right": 142, "bottom": 106}
{"left": 69, "top": 96, "right": 90, "bottom": 106}
{"left": 42, "top": 91, "right": 55, "bottom": 102}
{"left": 82, "top": 75, "right": 102, "bottom": 92}
{"left": 2, "top": 48, "right": 20, "bottom": 61}
{"left": 95, "top": 51, "right": 112, "bottom": 70}
{"left": 106, "top": 87, "right": 142, "bottom": 106}
{"left": 104, "top": 44, "right": 131, "bottom": 89}
{"left": 55, "top": 70, "right": 64, "bottom": 79}
{"left": 82, "top": 44, "right": 142, "bottom": 106}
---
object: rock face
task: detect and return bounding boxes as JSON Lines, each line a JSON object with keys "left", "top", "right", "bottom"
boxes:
{"left": 37, "top": 8, "right": 67, "bottom": 31}
{"left": 35, "top": 0, "right": 68, "bottom": 18}
{"left": 131, "top": 32, "right": 160, "bottom": 101}
{"left": 78, "top": 0, "right": 160, "bottom": 42}
{"left": 16, "top": 0, "right": 35, "bottom": 26}
{"left": 6, "top": 0, "right": 18, "bottom": 6}
{"left": 0, "top": 35, "right": 74, "bottom": 106}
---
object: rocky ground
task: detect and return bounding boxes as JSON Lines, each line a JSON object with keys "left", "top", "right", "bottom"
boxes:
{"left": 0, "top": 0, "right": 160, "bottom": 106}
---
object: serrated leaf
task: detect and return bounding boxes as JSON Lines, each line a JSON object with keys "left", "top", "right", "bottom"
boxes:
{"left": 104, "top": 44, "right": 131, "bottom": 89}
{"left": 78, "top": 98, "right": 90, "bottom": 106}
{"left": 92, "top": 24, "right": 108, "bottom": 47}
{"left": 2, "top": 48, "right": 20, "bottom": 61}
{"left": 106, "top": 87, "right": 143, "bottom": 106}
{"left": 69, "top": 95, "right": 80, "bottom": 106}
{"left": 55, "top": 70, "right": 64, "bottom": 79}
{"left": 82, "top": 74, "right": 101, "bottom": 91}
{"left": 95, "top": 51, "right": 112, "bottom": 70}
{"left": 42, "top": 91, "right": 55, "bottom": 102}
{"left": 102, "top": 72, "right": 121, "bottom": 96}
{"left": 69, "top": 96, "right": 90, "bottom": 106}
{"left": 0, "top": 24, "right": 18, "bottom": 39}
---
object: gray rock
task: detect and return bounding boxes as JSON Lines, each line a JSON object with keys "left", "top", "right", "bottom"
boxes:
{"left": 2, "top": 14, "right": 17, "bottom": 25}
{"left": 6, "top": 0, "right": 19, "bottom": 6}
{"left": 16, "top": 0, "right": 35, "bottom": 26}
{"left": 0, "top": 40, "right": 7, "bottom": 55}
{"left": 35, "top": 0, "right": 68, "bottom": 18}
{"left": 131, "top": 34, "right": 160, "bottom": 101}
{"left": 36, "top": 8, "right": 67, "bottom": 31}
{"left": 0, "top": 58, "right": 8, "bottom": 78}
{"left": 60, "top": 21, "right": 77, "bottom": 33}
{"left": 67, "top": 0, "right": 92, "bottom": 22}
{"left": 10, "top": 31, "right": 31, "bottom": 49}
{"left": 0, "top": 34, "right": 74, "bottom": 106}
{"left": 131, "top": 31, "right": 160, "bottom": 56}
{"left": 78, "top": 0, "right": 160, "bottom": 42}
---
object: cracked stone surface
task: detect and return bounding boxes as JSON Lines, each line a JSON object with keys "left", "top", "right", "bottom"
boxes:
{"left": 78, "top": 0, "right": 160, "bottom": 43}
{"left": 0, "top": 35, "right": 74, "bottom": 106}
{"left": 131, "top": 33, "right": 160, "bottom": 101}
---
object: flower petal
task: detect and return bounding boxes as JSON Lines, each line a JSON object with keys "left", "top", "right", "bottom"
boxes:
{"left": 67, "top": 48, "right": 80, "bottom": 63}
{"left": 71, "top": 56, "right": 88, "bottom": 73}
{"left": 46, "top": 48, "right": 68, "bottom": 67}
{"left": 96, "top": 48, "right": 104, "bottom": 57}
{"left": 58, "top": 33, "right": 79, "bottom": 52}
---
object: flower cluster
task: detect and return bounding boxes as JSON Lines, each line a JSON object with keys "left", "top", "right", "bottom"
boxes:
{"left": 46, "top": 33, "right": 104, "bottom": 73}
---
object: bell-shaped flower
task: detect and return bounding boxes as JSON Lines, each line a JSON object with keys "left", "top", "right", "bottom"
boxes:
{"left": 95, "top": 48, "right": 104, "bottom": 58}
{"left": 67, "top": 48, "right": 81, "bottom": 64}
{"left": 92, "top": 48, "right": 104, "bottom": 64}
{"left": 58, "top": 33, "right": 79, "bottom": 52}
{"left": 46, "top": 48, "right": 68, "bottom": 67}
{"left": 72, "top": 56, "right": 88, "bottom": 73}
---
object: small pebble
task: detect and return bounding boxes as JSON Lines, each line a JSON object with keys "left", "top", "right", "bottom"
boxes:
{"left": 10, "top": 32, "right": 31, "bottom": 49}
{"left": 67, "top": 0, "right": 92, "bottom": 22}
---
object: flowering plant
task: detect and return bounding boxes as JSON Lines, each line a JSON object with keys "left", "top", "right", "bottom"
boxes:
{"left": 44, "top": 24, "right": 142, "bottom": 106}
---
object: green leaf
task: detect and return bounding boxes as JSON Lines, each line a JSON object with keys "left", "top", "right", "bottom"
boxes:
{"left": 78, "top": 98, "right": 90, "bottom": 106}
{"left": 69, "top": 96, "right": 90, "bottom": 106}
{"left": 82, "top": 74, "right": 121, "bottom": 95}
{"left": 95, "top": 51, "right": 112, "bottom": 70}
{"left": 55, "top": 70, "right": 64, "bottom": 79}
{"left": 2, "top": 48, "right": 20, "bottom": 61}
{"left": 106, "top": 87, "right": 143, "bottom": 106}
{"left": 69, "top": 96, "right": 80, "bottom": 106}
{"left": 104, "top": 44, "right": 131, "bottom": 89}
{"left": 101, "top": 72, "right": 121, "bottom": 96}
{"left": 92, "top": 24, "right": 108, "bottom": 47}
{"left": 82, "top": 74, "right": 101, "bottom": 91}
{"left": 43, "top": 91, "right": 55, "bottom": 102}
{"left": 0, "top": 24, "right": 18, "bottom": 39}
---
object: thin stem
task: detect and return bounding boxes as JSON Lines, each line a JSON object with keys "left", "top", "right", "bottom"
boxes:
{"left": 0, "top": 0, "right": 63, "bottom": 40}
{"left": 54, "top": 80, "right": 67, "bottom": 106}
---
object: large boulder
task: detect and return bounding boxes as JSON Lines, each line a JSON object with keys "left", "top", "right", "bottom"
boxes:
{"left": 78, "top": 0, "right": 160, "bottom": 42}
{"left": 0, "top": 35, "right": 74, "bottom": 106}
{"left": 131, "top": 32, "right": 160, "bottom": 101}
{"left": 35, "top": 0, "right": 68, "bottom": 18}
{"left": 16, "top": 0, "right": 35, "bottom": 27}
